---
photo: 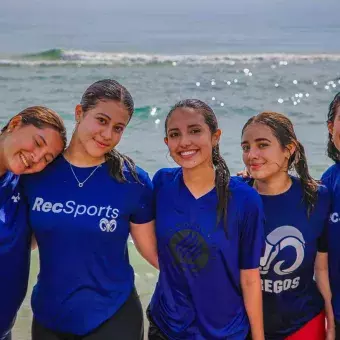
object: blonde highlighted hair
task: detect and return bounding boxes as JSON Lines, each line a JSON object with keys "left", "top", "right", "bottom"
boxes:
{"left": 1, "top": 106, "right": 67, "bottom": 149}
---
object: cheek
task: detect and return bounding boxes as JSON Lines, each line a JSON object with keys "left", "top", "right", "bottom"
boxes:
{"left": 334, "top": 120, "right": 340, "bottom": 135}
{"left": 242, "top": 152, "right": 248, "bottom": 165}
{"left": 165, "top": 139, "right": 178, "bottom": 154}
{"left": 78, "top": 122, "right": 100, "bottom": 140}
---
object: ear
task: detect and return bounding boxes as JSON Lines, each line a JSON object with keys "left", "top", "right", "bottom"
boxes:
{"left": 212, "top": 129, "right": 222, "bottom": 147}
{"left": 75, "top": 104, "right": 84, "bottom": 123}
{"left": 7, "top": 115, "right": 23, "bottom": 132}
{"left": 328, "top": 121, "right": 334, "bottom": 136}
{"left": 164, "top": 137, "right": 168, "bottom": 146}
{"left": 285, "top": 143, "right": 297, "bottom": 159}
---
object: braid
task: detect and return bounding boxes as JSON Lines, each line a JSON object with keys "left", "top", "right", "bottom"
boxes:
{"left": 290, "top": 141, "right": 318, "bottom": 216}
{"left": 212, "top": 144, "right": 231, "bottom": 235}
{"left": 105, "top": 149, "right": 141, "bottom": 183}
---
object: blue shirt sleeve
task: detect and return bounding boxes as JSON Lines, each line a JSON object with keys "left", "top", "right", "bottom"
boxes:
{"left": 239, "top": 191, "right": 265, "bottom": 270}
{"left": 0, "top": 172, "right": 18, "bottom": 206}
{"left": 130, "top": 171, "right": 155, "bottom": 224}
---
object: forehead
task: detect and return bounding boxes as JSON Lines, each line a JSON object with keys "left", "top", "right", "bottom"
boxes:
{"left": 242, "top": 123, "right": 275, "bottom": 141}
{"left": 26, "top": 125, "right": 64, "bottom": 150}
{"left": 167, "top": 108, "right": 205, "bottom": 128}
{"left": 336, "top": 105, "right": 340, "bottom": 118}
{"left": 89, "top": 100, "right": 130, "bottom": 122}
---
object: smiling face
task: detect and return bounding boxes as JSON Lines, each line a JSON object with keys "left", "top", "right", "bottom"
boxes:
{"left": 2, "top": 122, "right": 64, "bottom": 175}
{"left": 328, "top": 106, "right": 340, "bottom": 152}
{"left": 241, "top": 123, "right": 292, "bottom": 180}
{"left": 74, "top": 100, "right": 131, "bottom": 161}
{"left": 164, "top": 107, "right": 221, "bottom": 169}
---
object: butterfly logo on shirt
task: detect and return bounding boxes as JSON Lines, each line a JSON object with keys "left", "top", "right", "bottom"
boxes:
{"left": 11, "top": 192, "right": 20, "bottom": 203}
{"left": 99, "top": 218, "right": 117, "bottom": 232}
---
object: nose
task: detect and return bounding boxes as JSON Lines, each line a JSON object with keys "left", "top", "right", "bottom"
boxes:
{"left": 31, "top": 148, "right": 46, "bottom": 164}
{"left": 178, "top": 134, "right": 192, "bottom": 148}
{"left": 247, "top": 147, "right": 260, "bottom": 160}
{"left": 101, "top": 126, "right": 113, "bottom": 140}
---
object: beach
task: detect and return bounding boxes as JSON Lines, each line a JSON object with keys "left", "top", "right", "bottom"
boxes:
{"left": 1, "top": 0, "right": 340, "bottom": 338}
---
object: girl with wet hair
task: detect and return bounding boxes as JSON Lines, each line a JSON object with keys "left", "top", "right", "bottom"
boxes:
{"left": 0, "top": 106, "right": 66, "bottom": 340}
{"left": 148, "top": 99, "right": 265, "bottom": 339}
{"left": 241, "top": 111, "right": 334, "bottom": 339}
{"left": 22, "top": 79, "right": 158, "bottom": 340}
{"left": 321, "top": 92, "right": 340, "bottom": 339}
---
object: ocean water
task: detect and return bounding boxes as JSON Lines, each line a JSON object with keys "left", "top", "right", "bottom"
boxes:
{"left": 1, "top": 0, "right": 340, "bottom": 338}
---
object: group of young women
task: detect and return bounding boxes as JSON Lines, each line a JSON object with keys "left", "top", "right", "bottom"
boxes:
{"left": 0, "top": 78, "right": 339, "bottom": 340}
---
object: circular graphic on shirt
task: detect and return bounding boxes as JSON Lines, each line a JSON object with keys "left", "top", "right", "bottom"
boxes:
{"left": 169, "top": 229, "right": 210, "bottom": 273}
{"left": 260, "top": 225, "right": 305, "bottom": 276}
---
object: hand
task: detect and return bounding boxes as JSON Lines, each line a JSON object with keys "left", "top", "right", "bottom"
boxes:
{"left": 326, "top": 325, "right": 335, "bottom": 340}
{"left": 236, "top": 168, "right": 251, "bottom": 178}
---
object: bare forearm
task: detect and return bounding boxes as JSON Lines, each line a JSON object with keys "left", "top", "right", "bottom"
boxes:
{"left": 130, "top": 221, "right": 159, "bottom": 269}
{"left": 241, "top": 269, "right": 264, "bottom": 340}
{"left": 315, "top": 251, "right": 335, "bottom": 340}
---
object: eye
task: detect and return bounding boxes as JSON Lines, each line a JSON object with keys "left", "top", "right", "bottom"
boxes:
{"left": 44, "top": 155, "right": 53, "bottom": 164}
{"left": 97, "top": 117, "right": 107, "bottom": 125}
{"left": 169, "top": 132, "right": 179, "bottom": 138}
{"left": 259, "top": 143, "right": 269, "bottom": 149}
{"left": 190, "top": 128, "right": 201, "bottom": 134}
{"left": 114, "top": 126, "right": 124, "bottom": 133}
{"left": 34, "top": 138, "right": 41, "bottom": 147}
{"left": 241, "top": 145, "right": 250, "bottom": 152}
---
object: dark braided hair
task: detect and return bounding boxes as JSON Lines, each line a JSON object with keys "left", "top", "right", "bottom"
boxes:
{"left": 165, "top": 99, "right": 231, "bottom": 231}
{"left": 242, "top": 111, "right": 318, "bottom": 216}
{"left": 80, "top": 79, "right": 139, "bottom": 183}
{"left": 327, "top": 92, "right": 340, "bottom": 162}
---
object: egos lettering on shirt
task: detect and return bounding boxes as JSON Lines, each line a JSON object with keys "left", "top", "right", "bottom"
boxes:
{"left": 32, "top": 197, "right": 119, "bottom": 219}
{"left": 261, "top": 277, "right": 300, "bottom": 294}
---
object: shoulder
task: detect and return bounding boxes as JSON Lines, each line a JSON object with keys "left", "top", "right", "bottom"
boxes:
{"left": 0, "top": 171, "right": 20, "bottom": 192}
{"left": 229, "top": 176, "right": 262, "bottom": 207}
{"left": 321, "top": 163, "right": 340, "bottom": 187}
{"left": 122, "top": 164, "right": 152, "bottom": 188}
{"left": 152, "top": 167, "right": 181, "bottom": 191}
{"left": 20, "top": 156, "right": 65, "bottom": 188}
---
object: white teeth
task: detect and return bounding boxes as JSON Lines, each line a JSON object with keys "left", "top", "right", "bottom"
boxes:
{"left": 181, "top": 150, "right": 197, "bottom": 156}
{"left": 20, "top": 153, "right": 29, "bottom": 168}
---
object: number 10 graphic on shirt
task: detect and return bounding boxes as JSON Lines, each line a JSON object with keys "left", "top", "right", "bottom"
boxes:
{"left": 260, "top": 226, "right": 305, "bottom": 294}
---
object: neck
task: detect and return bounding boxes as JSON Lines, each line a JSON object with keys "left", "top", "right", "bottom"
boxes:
{"left": 182, "top": 162, "right": 215, "bottom": 198}
{"left": 64, "top": 137, "right": 105, "bottom": 167}
{"left": 253, "top": 172, "right": 292, "bottom": 195}
{"left": 0, "top": 135, "right": 7, "bottom": 177}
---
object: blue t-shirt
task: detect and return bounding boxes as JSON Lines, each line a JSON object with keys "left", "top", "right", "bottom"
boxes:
{"left": 321, "top": 163, "right": 340, "bottom": 322}
{"left": 250, "top": 177, "right": 329, "bottom": 339}
{"left": 0, "top": 172, "right": 31, "bottom": 338}
{"left": 149, "top": 168, "right": 265, "bottom": 340}
{"left": 21, "top": 156, "right": 154, "bottom": 335}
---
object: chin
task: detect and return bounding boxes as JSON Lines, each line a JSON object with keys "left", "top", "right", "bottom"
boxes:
{"left": 249, "top": 171, "right": 267, "bottom": 180}
{"left": 8, "top": 161, "right": 26, "bottom": 175}
{"left": 176, "top": 159, "right": 203, "bottom": 170}
{"left": 86, "top": 147, "right": 108, "bottom": 159}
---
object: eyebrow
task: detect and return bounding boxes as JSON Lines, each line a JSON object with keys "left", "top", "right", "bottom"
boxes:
{"left": 37, "top": 135, "right": 55, "bottom": 160}
{"left": 241, "top": 138, "right": 271, "bottom": 145}
{"left": 97, "top": 113, "right": 127, "bottom": 126}
{"left": 39, "top": 135, "right": 47, "bottom": 146}
{"left": 168, "top": 124, "right": 202, "bottom": 133}
{"left": 97, "top": 112, "right": 111, "bottom": 120}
